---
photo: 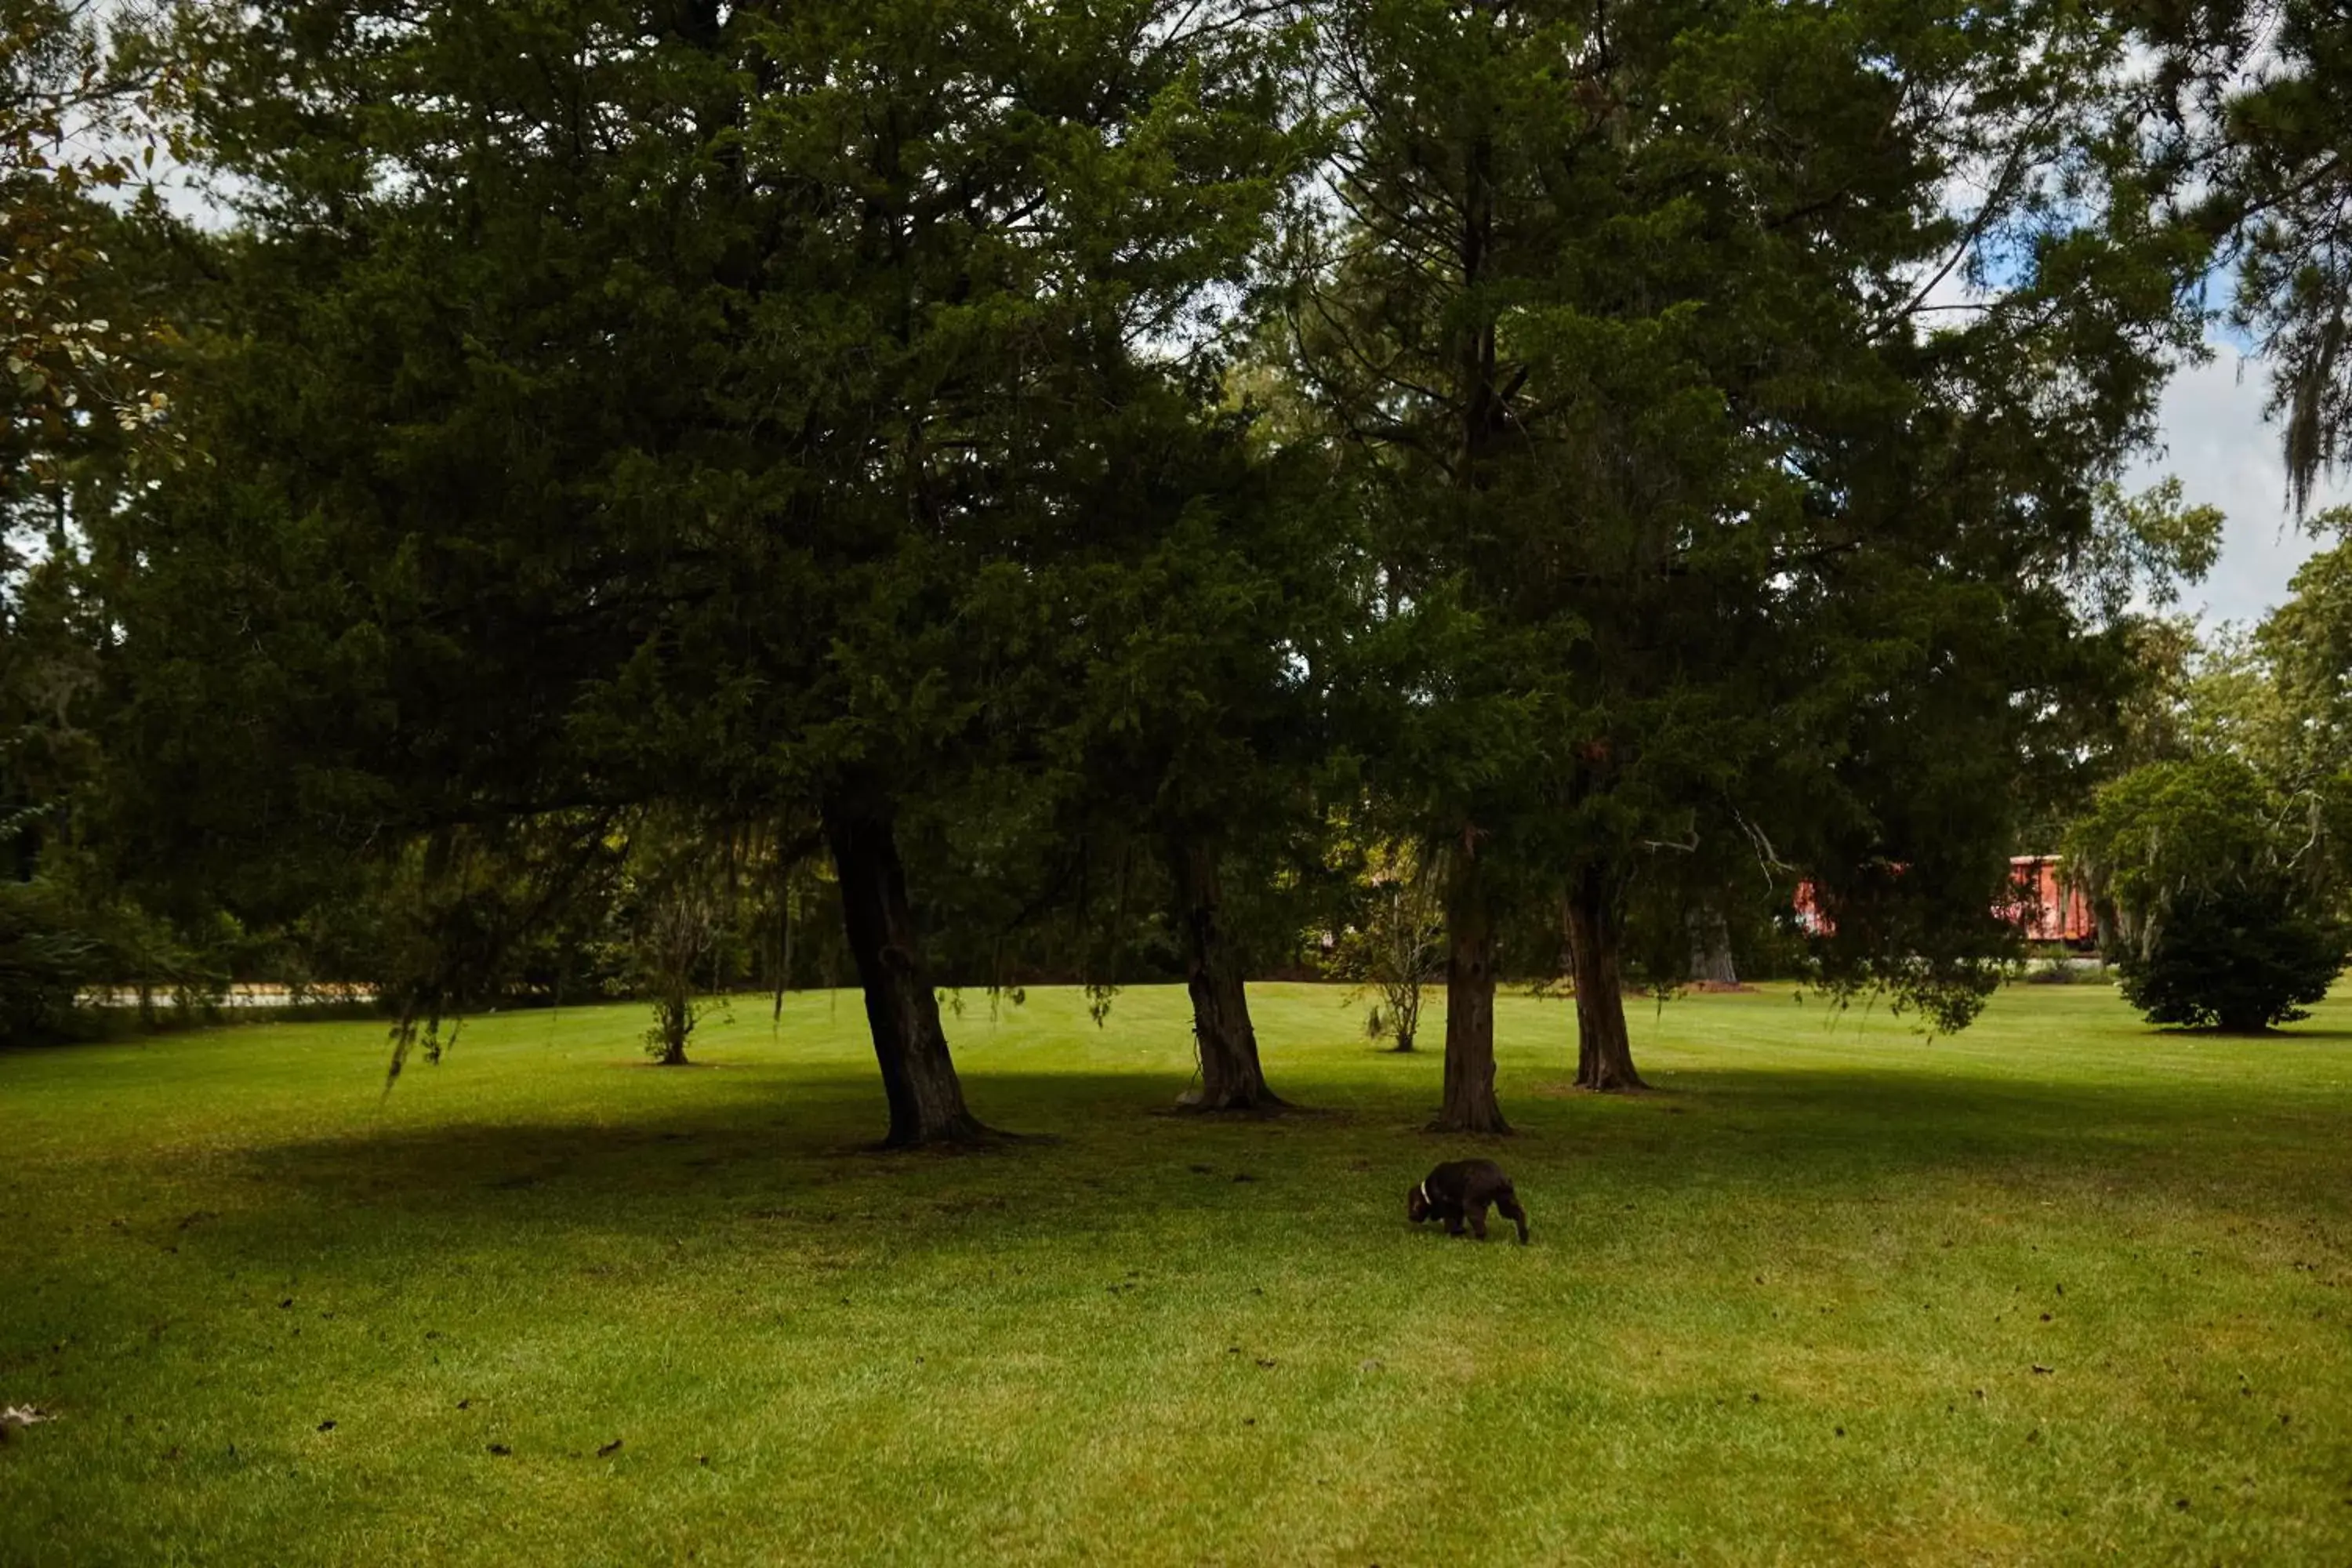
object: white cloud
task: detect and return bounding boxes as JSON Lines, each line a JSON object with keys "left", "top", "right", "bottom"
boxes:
{"left": 2129, "top": 336, "right": 2350, "bottom": 630}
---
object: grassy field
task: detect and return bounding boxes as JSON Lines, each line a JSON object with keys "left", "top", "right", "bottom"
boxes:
{"left": 3, "top": 980, "right": 2350, "bottom": 1566}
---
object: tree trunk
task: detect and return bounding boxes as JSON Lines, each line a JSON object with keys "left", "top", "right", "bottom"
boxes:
{"left": 653, "top": 992, "right": 691, "bottom": 1065}
{"left": 1567, "top": 865, "right": 1647, "bottom": 1092}
{"left": 1383, "top": 972, "right": 1423, "bottom": 1052}
{"left": 1390, "top": 999, "right": 1417, "bottom": 1054}
{"left": 655, "top": 1019, "right": 688, "bottom": 1066}
{"left": 1168, "top": 834, "right": 1283, "bottom": 1111}
{"left": 1433, "top": 846, "right": 1510, "bottom": 1133}
{"left": 823, "top": 793, "right": 993, "bottom": 1146}
{"left": 1687, "top": 902, "right": 1737, "bottom": 985}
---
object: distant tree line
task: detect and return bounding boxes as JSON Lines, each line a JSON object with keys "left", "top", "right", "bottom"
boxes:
{"left": 5, "top": 1, "right": 2348, "bottom": 1136}
{"left": 2066, "top": 515, "right": 2352, "bottom": 1031}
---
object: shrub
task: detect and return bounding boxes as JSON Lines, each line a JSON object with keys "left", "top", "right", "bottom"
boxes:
{"left": 0, "top": 881, "right": 96, "bottom": 1045}
{"left": 2114, "top": 880, "right": 2346, "bottom": 1032}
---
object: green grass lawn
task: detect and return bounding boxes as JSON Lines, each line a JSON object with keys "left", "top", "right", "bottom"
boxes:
{"left": 4, "top": 981, "right": 2350, "bottom": 1565}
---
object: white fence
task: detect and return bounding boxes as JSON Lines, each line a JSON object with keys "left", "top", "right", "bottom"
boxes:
{"left": 79, "top": 983, "right": 379, "bottom": 1010}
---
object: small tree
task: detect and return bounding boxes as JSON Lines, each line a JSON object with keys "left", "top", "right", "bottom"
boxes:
{"left": 632, "top": 881, "right": 721, "bottom": 1066}
{"left": 620, "top": 820, "right": 730, "bottom": 1068}
{"left": 1330, "top": 839, "right": 1445, "bottom": 1053}
{"left": 2069, "top": 755, "right": 2348, "bottom": 1033}
{"left": 2117, "top": 880, "right": 2343, "bottom": 1033}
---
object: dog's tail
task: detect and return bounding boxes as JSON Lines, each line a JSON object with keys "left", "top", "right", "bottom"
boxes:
{"left": 1499, "top": 1190, "right": 1530, "bottom": 1245}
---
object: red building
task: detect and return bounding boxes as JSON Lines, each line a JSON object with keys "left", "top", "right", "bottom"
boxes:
{"left": 1999, "top": 855, "right": 2097, "bottom": 946}
{"left": 1792, "top": 856, "right": 2097, "bottom": 947}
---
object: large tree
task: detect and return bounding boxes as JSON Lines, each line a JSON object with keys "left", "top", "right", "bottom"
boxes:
{"left": 2184, "top": 2, "right": 2352, "bottom": 511}
{"left": 112, "top": 0, "right": 1300, "bottom": 1143}
{"left": 1008, "top": 377, "right": 1350, "bottom": 1111}
{"left": 1300, "top": 0, "right": 2207, "bottom": 1127}
{"left": 2, "top": 2, "right": 180, "bottom": 1039}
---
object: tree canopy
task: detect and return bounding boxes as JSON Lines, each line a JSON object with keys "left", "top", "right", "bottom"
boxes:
{"left": 1290, "top": 0, "right": 2213, "bottom": 1125}
{"left": 2, "top": 0, "right": 2326, "bottom": 1138}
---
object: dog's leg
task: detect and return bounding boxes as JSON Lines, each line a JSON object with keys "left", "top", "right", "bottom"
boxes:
{"left": 1444, "top": 1210, "right": 1465, "bottom": 1236}
{"left": 1497, "top": 1194, "right": 1530, "bottom": 1244}
{"left": 1468, "top": 1202, "right": 1489, "bottom": 1240}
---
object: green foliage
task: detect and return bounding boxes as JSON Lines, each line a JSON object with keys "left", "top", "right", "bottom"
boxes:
{"left": 612, "top": 811, "right": 735, "bottom": 1065}
{"left": 2180, "top": 1, "right": 2352, "bottom": 510}
{"left": 0, "top": 5, "right": 188, "bottom": 1043}
{"left": 2257, "top": 510, "right": 2352, "bottom": 792}
{"left": 0, "top": 876, "right": 93, "bottom": 1042}
{"left": 2, "top": 1, "right": 181, "bottom": 498}
{"left": 96, "top": 2, "right": 1318, "bottom": 1088}
{"left": 2053, "top": 487, "right": 2352, "bottom": 1033}
{"left": 1297, "top": 0, "right": 2208, "bottom": 1040}
{"left": 2115, "top": 878, "right": 2344, "bottom": 1031}
{"left": 32, "top": 0, "right": 2274, "bottom": 1083}
{"left": 2072, "top": 480, "right": 2226, "bottom": 622}
{"left": 1324, "top": 836, "right": 1444, "bottom": 1051}
{"left": 343, "top": 817, "right": 627, "bottom": 1083}
{"left": 2068, "top": 754, "right": 2279, "bottom": 923}
{"left": 2070, "top": 753, "right": 2348, "bottom": 1030}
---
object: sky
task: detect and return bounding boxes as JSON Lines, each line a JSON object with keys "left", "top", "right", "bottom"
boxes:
{"left": 2131, "top": 334, "right": 2351, "bottom": 631}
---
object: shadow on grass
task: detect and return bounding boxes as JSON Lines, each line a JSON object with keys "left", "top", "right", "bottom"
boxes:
{"left": 2142, "top": 1025, "right": 2352, "bottom": 1040}
{"left": 201, "top": 1060, "right": 2352, "bottom": 1257}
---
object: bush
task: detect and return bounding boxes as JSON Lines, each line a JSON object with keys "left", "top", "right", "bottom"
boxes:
{"left": 0, "top": 880, "right": 97, "bottom": 1045}
{"left": 2115, "top": 881, "right": 2346, "bottom": 1032}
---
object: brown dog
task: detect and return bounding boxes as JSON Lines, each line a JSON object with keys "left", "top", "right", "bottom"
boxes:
{"left": 1407, "top": 1159, "right": 1529, "bottom": 1243}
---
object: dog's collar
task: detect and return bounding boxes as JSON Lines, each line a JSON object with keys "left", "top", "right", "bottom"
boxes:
{"left": 1416, "top": 1180, "right": 1429, "bottom": 1205}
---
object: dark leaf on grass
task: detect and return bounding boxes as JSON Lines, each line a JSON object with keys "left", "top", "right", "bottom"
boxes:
{"left": 1257, "top": 1359, "right": 1276, "bottom": 1369}
{"left": 487, "top": 1443, "right": 510, "bottom": 1456}
{"left": 2032, "top": 1365, "right": 2053, "bottom": 1375}
{"left": 597, "top": 1438, "right": 622, "bottom": 1457}
{"left": 316, "top": 1419, "right": 336, "bottom": 1432}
